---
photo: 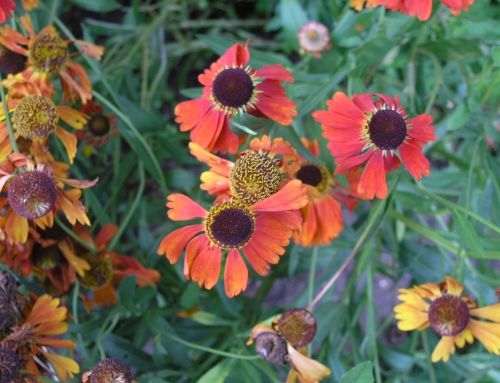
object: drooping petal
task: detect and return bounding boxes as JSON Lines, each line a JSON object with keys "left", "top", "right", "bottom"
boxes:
{"left": 287, "top": 344, "right": 331, "bottom": 382}
{"left": 166, "top": 194, "right": 207, "bottom": 221}
{"left": 470, "top": 303, "right": 500, "bottom": 322}
{"left": 184, "top": 234, "right": 210, "bottom": 278}
{"left": 444, "top": 276, "right": 464, "bottom": 297}
{"left": 405, "top": 0, "right": 433, "bottom": 20}
{"left": 96, "top": 224, "right": 119, "bottom": 247}
{"left": 175, "top": 98, "right": 212, "bottom": 132}
{"left": 394, "top": 304, "right": 429, "bottom": 331}
{"left": 467, "top": 319, "right": 500, "bottom": 354}
{"left": 251, "top": 179, "right": 308, "bottom": 212}
{"left": 40, "top": 350, "right": 80, "bottom": 380}
{"left": 399, "top": 140, "right": 431, "bottom": 181}
{"left": 26, "top": 295, "right": 67, "bottom": 325}
{"left": 58, "top": 239, "right": 91, "bottom": 276}
{"left": 5, "top": 212, "right": 29, "bottom": 245}
{"left": 325, "top": 92, "right": 367, "bottom": 123}
{"left": 431, "top": 336, "right": 456, "bottom": 362}
{"left": 253, "top": 80, "right": 297, "bottom": 126}
{"left": 358, "top": 150, "right": 387, "bottom": 199}
{"left": 256, "top": 64, "right": 294, "bottom": 82}
{"left": 224, "top": 249, "right": 248, "bottom": 297}
{"left": 189, "top": 245, "right": 222, "bottom": 290}
{"left": 407, "top": 114, "right": 436, "bottom": 143}
{"left": 157, "top": 224, "right": 204, "bottom": 264}
{"left": 54, "top": 126, "right": 77, "bottom": 164}
{"left": 57, "top": 106, "right": 88, "bottom": 130}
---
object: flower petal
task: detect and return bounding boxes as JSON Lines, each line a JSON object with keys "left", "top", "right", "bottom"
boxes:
{"left": 224, "top": 249, "right": 248, "bottom": 297}
{"left": 251, "top": 179, "right": 308, "bottom": 212}
{"left": 431, "top": 336, "right": 456, "bottom": 362}
{"left": 157, "top": 224, "right": 204, "bottom": 264}
{"left": 166, "top": 194, "right": 207, "bottom": 221}
{"left": 287, "top": 344, "right": 331, "bottom": 382}
{"left": 358, "top": 150, "right": 387, "bottom": 199}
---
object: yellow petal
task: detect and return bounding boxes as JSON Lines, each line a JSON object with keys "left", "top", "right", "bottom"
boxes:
{"left": 246, "top": 323, "right": 276, "bottom": 345}
{"left": 445, "top": 276, "right": 464, "bottom": 297}
{"left": 41, "top": 350, "right": 80, "bottom": 380}
{"left": 467, "top": 319, "right": 500, "bottom": 354}
{"left": 58, "top": 239, "right": 91, "bottom": 276}
{"left": 470, "top": 303, "right": 500, "bottom": 323}
{"left": 454, "top": 328, "right": 473, "bottom": 348}
{"left": 287, "top": 344, "right": 331, "bottom": 383}
{"left": 431, "top": 336, "right": 455, "bottom": 363}
{"left": 394, "top": 304, "right": 429, "bottom": 331}
{"left": 397, "top": 289, "right": 430, "bottom": 311}
{"left": 57, "top": 106, "right": 88, "bottom": 130}
{"left": 54, "top": 126, "right": 77, "bottom": 164}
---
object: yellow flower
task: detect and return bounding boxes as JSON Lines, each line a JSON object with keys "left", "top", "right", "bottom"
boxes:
{"left": 394, "top": 276, "right": 500, "bottom": 362}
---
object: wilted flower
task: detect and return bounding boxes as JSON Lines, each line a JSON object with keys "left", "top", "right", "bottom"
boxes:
{"left": 297, "top": 21, "right": 332, "bottom": 59}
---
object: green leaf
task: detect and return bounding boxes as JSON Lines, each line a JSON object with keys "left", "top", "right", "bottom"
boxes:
{"left": 118, "top": 275, "right": 137, "bottom": 308}
{"left": 447, "top": 104, "right": 470, "bottom": 131}
{"left": 419, "top": 39, "right": 483, "bottom": 60}
{"left": 339, "top": 361, "right": 374, "bottom": 383}
{"left": 279, "top": 0, "right": 308, "bottom": 51}
{"left": 189, "top": 311, "right": 236, "bottom": 326}
{"left": 69, "top": 0, "right": 121, "bottom": 12}
{"left": 492, "top": 46, "right": 500, "bottom": 67}
{"left": 196, "top": 359, "right": 233, "bottom": 383}
{"left": 451, "top": 209, "right": 485, "bottom": 257}
{"left": 229, "top": 114, "right": 274, "bottom": 136}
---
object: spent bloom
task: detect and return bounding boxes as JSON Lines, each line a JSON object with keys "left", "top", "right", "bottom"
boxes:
{"left": 297, "top": 21, "right": 332, "bottom": 59}
{"left": 395, "top": 276, "right": 500, "bottom": 362}
{"left": 312, "top": 92, "right": 436, "bottom": 199}
{"left": 157, "top": 181, "right": 307, "bottom": 297}
{"left": 82, "top": 358, "right": 134, "bottom": 383}
{"left": 175, "top": 41, "right": 297, "bottom": 154}
{"left": 247, "top": 309, "right": 331, "bottom": 383}
{"left": 0, "top": 14, "right": 103, "bottom": 104}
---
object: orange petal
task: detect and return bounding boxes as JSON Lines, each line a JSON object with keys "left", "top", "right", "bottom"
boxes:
{"left": 251, "top": 179, "right": 308, "bottom": 212}
{"left": 93, "top": 283, "right": 118, "bottom": 306}
{"left": 444, "top": 276, "right": 464, "bottom": 297}
{"left": 36, "top": 337, "right": 76, "bottom": 349}
{"left": 5, "top": 212, "right": 29, "bottom": 245}
{"left": 26, "top": 294, "right": 67, "bottom": 325}
{"left": 287, "top": 344, "right": 331, "bottom": 382}
{"left": 35, "top": 321, "right": 68, "bottom": 336}
{"left": 358, "top": 150, "right": 387, "bottom": 199}
{"left": 157, "top": 224, "right": 204, "bottom": 264}
{"left": 40, "top": 350, "right": 80, "bottom": 380}
{"left": 399, "top": 140, "right": 430, "bottom": 181}
{"left": 58, "top": 238, "right": 91, "bottom": 276}
{"left": 57, "top": 106, "right": 88, "bottom": 130}
{"left": 73, "top": 39, "right": 105, "bottom": 60}
{"left": 467, "top": 319, "right": 500, "bottom": 354}
{"left": 224, "top": 249, "right": 248, "bottom": 298}
{"left": 184, "top": 234, "right": 209, "bottom": 278}
{"left": 166, "top": 194, "right": 207, "bottom": 221}
{"left": 246, "top": 323, "right": 276, "bottom": 344}
{"left": 189, "top": 245, "right": 221, "bottom": 290}
{"left": 54, "top": 126, "right": 77, "bottom": 164}
{"left": 96, "top": 224, "right": 118, "bottom": 247}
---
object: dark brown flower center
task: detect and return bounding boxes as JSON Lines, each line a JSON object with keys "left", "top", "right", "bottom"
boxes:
{"left": 212, "top": 68, "right": 254, "bottom": 109}
{"left": 78, "top": 253, "right": 113, "bottom": 290}
{"left": 255, "top": 332, "right": 288, "bottom": 366}
{"left": 8, "top": 171, "right": 57, "bottom": 219}
{"left": 14, "top": 95, "right": 59, "bottom": 140}
{"left": 29, "top": 33, "right": 68, "bottom": 74}
{"left": 296, "top": 164, "right": 322, "bottom": 187}
{"left": 89, "top": 114, "right": 111, "bottom": 137}
{"left": 90, "top": 358, "right": 132, "bottom": 383}
{"left": 368, "top": 109, "right": 407, "bottom": 150}
{"left": 0, "top": 44, "right": 26, "bottom": 75}
{"left": 428, "top": 295, "right": 470, "bottom": 336}
{"left": 32, "top": 244, "right": 62, "bottom": 270}
{"left": 0, "top": 347, "right": 21, "bottom": 383}
{"left": 205, "top": 201, "right": 255, "bottom": 249}
{"left": 229, "top": 152, "right": 282, "bottom": 204}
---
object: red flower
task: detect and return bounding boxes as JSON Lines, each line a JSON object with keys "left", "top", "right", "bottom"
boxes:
{"left": 76, "top": 100, "right": 118, "bottom": 148}
{"left": 157, "top": 180, "right": 308, "bottom": 298}
{"left": 313, "top": 92, "right": 436, "bottom": 199}
{"left": 0, "top": 0, "right": 15, "bottom": 24}
{"left": 175, "top": 42, "right": 297, "bottom": 155}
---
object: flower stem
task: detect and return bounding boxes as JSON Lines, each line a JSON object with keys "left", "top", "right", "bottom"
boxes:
{"left": 421, "top": 331, "right": 438, "bottom": 383}
{"left": 308, "top": 246, "right": 318, "bottom": 307}
{"left": 0, "top": 71, "right": 19, "bottom": 153}
{"left": 160, "top": 331, "right": 261, "bottom": 360}
{"left": 54, "top": 216, "right": 97, "bottom": 253}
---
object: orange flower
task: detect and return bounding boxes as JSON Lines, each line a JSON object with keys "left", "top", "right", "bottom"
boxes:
{"left": 292, "top": 138, "right": 365, "bottom": 247}
{"left": 76, "top": 100, "right": 118, "bottom": 148}
{"left": 0, "top": 294, "right": 79, "bottom": 381}
{"left": 312, "top": 92, "right": 436, "bottom": 199}
{"left": 175, "top": 41, "right": 297, "bottom": 154}
{"left": 0, "top": 153, "right": 97, "bottom": 245}
{"left": 395, "top": 276, "right": 500, "bottom": 362}
{"left": 157, "top": 180, "right": 308, "bottom": 297}
{"left": 0, "top": 77, "right": 88, "bottom": 163}
{"left": 75, "top": 224, "right": 160, "bottom": 310}
{"left": 189, "top": 135, "right": 299, "bottom": 203}
{"left": 0, "top": 0, "right": 15, "bottom": 25}
{"left": 351, "top": 0, "right": 474, "bottom": 20}
{"left": 0, "top": 14, "right": 103, "bottom": 103}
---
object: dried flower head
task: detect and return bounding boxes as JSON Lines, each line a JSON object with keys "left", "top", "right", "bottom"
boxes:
{"left": 0, "top": 347, "right": 21, "bottom": 383}
{"left": 297, "top": 21, "right": 332, "bottom": 58}
{"left": 88, "top": 358, "right": 132, "bottom": 383}
{"left": 277, "top": 308, "right": 317, "bottom": 348}
{"left": 14, "top": 95, "right": 59, "bottom": 140}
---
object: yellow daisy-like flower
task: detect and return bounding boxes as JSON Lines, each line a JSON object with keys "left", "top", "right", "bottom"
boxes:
{"left": 394, "top": 276, "right": 500, "bottom": 362}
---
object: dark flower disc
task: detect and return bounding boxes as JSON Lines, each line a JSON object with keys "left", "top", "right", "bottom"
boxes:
{"left": 212, "top": 68, "right": 254, "bottom": 109}
{"left": 89, "top": 114, "right": 111, "bottom": 137}
{"left": 428, "top": 295, "right": 470, "bottom": 336}
{"left": 0, "top": 347, "right": 21, "bottom": 383}
{"left": 296, "top": 164, "right": 323, "bottom": 187}
{"left": 278, "top": 308, "right": 317, "bottom": 348}
{"left": 206, "top": 202, "right": 255, "bottom": 249}
{"left": 90, "top": 358, "right": 132, "bottom": 383}
{"left": 255, "top": 332, "right": 288, "bottom": 366}
{"left": 368, "top": 109, "right": 407, "bottom": 151}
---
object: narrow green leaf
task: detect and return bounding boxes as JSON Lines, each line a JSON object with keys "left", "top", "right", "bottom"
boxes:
{"left": 447, "top": 104, "right": 469, "bottom": 131}
{"left": 491, "top": 46, "right": 500, "bottom": 67}
{"left": 69, "top": 0, "right": 121, "bottom": 12}
{"left": 451, "top": 209, "right": 485, "bottom": 257}
{"left": 339, "top": 361, "right": 374, "bottom": 383}
{"left": 279, "top": 0, "right": 308, "bottom": 51}
{"left": 118, "top": 275, "right": 137, "bottom": 308}
{"left": 196, "top": 360, "right": 233, "bottom": 383}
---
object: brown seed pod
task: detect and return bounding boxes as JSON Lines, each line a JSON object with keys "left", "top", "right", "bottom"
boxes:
{"left": 0, "top": 347, "right": 21, "bottom": 383}
{"left": 254, "top": 332, "right": 288, "bottom": 366}
{"left": 89, "top": 358, "right": 132, "bottom": 383}
{"left": 277, "top": 308, "right": 317, "bottom": 348}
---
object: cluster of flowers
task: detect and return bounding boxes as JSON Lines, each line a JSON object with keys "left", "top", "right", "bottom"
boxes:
{"left": 0, "top": 5, "right": 160, "bottom": 382}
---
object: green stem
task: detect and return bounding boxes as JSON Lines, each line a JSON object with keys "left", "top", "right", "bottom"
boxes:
{"left": 421, "top": 331, "right": 438, "bottom": 383}
{"left": 54, "top": 216, "right": 97, "bottom": 253}
{"left": 366, "top": 255, "right": 382, "bottom": 383}
{"left": 417, "top": 49, "right": 442, "bottom": 115}
{"left": 48, "top": 0, "right": 59, "bottom": 26}
{"left": 108, "top": 162, "right": 145, "bottom": 251}
{"left": 308, "top": 246, "right": 318, "bottom": 307}
{"left": 0, "top": 71, "right": 19, "bottom": 153}
{"left": 161, "top": 331, "right": 261, "bottom": 360}
{"left": 403, "top": 179, "right": 500, "bottom": 236}
{"left": 72, "top": 280, "right": 90, "bottom": 361}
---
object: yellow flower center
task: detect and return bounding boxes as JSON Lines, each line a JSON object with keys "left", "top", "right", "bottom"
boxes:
{"left": 29, "top": 33, "right": 68, "bottom": 74}
{"left": 90, "top": 358, "right": 132, "bottom": 383}
{"left": 210, "top": 66, "right": 262, "bottom": 115}
{"left": 7, "top": 171, "right": 57, "bottom": 219}
{"left": 205, "top": 200, "right": 255, "bottom": 250}
{"left": 294, "top": 163, "right": 329, "bottom": 194}
{"left": 78, "top": 253, "right": 113, "bottom": 290}
{"left": 14, "top": 95, "right": 59, "bottom": 140}
{"left": 229, "top": 152, "right": 282, "bottom": 205}
{"left": 367, "top": 109, "right": 407, "bottom": 151}
{"left": 428, "top": 295, "right": 470, "bottom": 336}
